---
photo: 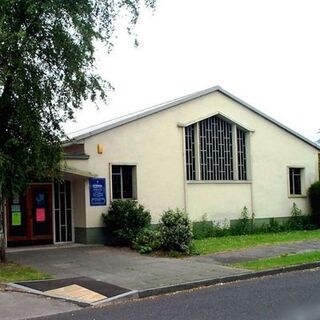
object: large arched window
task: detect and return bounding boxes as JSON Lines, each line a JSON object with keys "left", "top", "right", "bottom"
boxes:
{"left": 185, "top": 115, "right": 248, "bottom": 181}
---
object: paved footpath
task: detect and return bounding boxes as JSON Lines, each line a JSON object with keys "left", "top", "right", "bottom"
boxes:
{"left": 3, "top": 240, "right": 320, "bottom": 319}
{"left": 0, "top": 289, "right": 80, "bottom": 320}
{"left": 8, "top": 245, "right": 248, "bottom": 290}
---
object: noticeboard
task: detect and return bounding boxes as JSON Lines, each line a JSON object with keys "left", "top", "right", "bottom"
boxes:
{"left": 89, "top": 178, "right": 106, "bottom": 206}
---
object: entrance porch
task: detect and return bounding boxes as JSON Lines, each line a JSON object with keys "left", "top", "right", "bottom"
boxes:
{"left": 5, "top": 167, "right": 94, "bottom": 247}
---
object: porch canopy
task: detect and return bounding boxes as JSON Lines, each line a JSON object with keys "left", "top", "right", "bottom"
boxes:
{"left": 61, "top": 166, "right": 98, "bottom": 178}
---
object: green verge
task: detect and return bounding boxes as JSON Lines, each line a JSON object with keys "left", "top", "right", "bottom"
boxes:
{"left": 232, "top": 251, "right": 320, "bottom": 270}
{"left": 193, "top": 230, "right": 320, "bottom": 255}
{"left": 0, "top": 262, "right": 51, "bottom": 283}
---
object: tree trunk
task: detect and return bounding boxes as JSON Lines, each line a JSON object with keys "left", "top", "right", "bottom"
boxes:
{"left": 0, "top": 190, "right": 6, "bottom": 263}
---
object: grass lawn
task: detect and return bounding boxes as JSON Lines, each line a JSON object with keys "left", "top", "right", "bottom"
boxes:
{"left": 0, "top": 262, "right": 51, "bottom": 283}
{"left": 193, "top": 230, "right": 320, "bottom": 255}
{"left": 232, "top": 251, "right": 320, "bottom": 270}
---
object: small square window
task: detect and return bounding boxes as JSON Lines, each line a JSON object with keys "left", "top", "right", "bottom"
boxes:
{"left": 111, "top": 165, "right": 136, "bottom": 200}
{"left": 289, "top": 168, "right": 303, "bottom": 195}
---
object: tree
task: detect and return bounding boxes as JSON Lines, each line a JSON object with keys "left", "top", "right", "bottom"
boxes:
{"left": 0, "top": 0, "right": 156, "bottom": 262}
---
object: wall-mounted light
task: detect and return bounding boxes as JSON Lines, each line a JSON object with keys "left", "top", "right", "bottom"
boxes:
{"left": 97, "top": 144, "right": 104, "bottom": 154}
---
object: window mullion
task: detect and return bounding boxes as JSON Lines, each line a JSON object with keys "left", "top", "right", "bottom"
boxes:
{"left": 120, "top": 167, "right": 123, "bottom": 199}
{"left": 195, "top": 122, "right": 201, "bottom": 180}
{"left": 232, "top": 124, "right": 238, "bottom": 181}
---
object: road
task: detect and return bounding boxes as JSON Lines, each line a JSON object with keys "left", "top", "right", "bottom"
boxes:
{"left": 34, "top": 268, "right": 320, "bottom": 320}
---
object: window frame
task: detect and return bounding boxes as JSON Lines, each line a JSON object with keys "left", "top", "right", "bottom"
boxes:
{"left": 183, "top": 115, "right": 251, "bottom": 183}
{"left": 109, "top": 163, "right": 138, "bottom": 201}
{"left": 287, "top": 166, "right": 305, "bottom": 197}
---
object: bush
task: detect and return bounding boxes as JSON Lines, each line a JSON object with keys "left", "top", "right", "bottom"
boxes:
{"left": 309, "top": 181, "right": 320, "bottom": 227}
{"left": 210, "top": 219, "right": 231, "bottom": 237}
{"left": 193, "top": 214, "right": 213, "bottom": 239}
{"left": 102, "top": 199, "right": 151, "bottom": 245}
{"left": 159, "top": 209, "right": 193, "bottom": 253}
{"left": 231, "top": 206, "right": 253, "bottom": 235}
{"left": 132, "top": 228, "right": 161, "bottom": 254}
{"left": 286, "top": 202, "right": 315, "bottom": 231}
{"left": 287, "top": 203, "right": 304, "bottom": 230}
{"left": 267, "top": 217, "right": 282, "bottom": 233}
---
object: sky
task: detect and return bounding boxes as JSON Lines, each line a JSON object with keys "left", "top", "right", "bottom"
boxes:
{"left": 64, "top": 0, "right": 320, "bottom": 142}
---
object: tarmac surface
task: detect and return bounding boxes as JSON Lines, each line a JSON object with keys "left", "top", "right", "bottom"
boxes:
{"left": 33, "top": 268, "right": 320, "bottom": 320}
{"left": 3, "top": 239, "right": 320, "bottom": 319}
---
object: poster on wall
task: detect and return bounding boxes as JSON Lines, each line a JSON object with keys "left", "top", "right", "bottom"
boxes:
{"left": 89, "top": 178, "right": 106, "bottom": 206}
{"left": 12, "top": 211, "right": 21, "bottom": 226}
{"left": 36, "top": 208, "right": 46, "bottom": 222}
{"left": 11, "top": 204, "right": 21, "bottom": 226}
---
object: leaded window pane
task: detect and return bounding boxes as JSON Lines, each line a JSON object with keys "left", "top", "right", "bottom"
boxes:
{"left": 185, "top": 125, "right": 196, "bottom": 180}
{"left": 199, "top": 116, "right": 233, "bottom": 180}
{"left": 237, "top": 128, "right": 247, "bottom": 180}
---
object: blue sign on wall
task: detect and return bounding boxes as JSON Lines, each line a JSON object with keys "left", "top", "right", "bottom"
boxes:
{"left": 89, "top": 178, "right": 106, "bottom": 206}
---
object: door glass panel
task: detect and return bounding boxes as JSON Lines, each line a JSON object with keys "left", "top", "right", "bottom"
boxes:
{"left": 32, "top": 189, "right": 50, "bottom": 236}
{"left": 61, "top": 226, "right": 66, "bottom": 242}
{"left": 54, "top": 181, "right": 73, "bottom": 243}
{"left": 67, "top": 210, "right": 72, "bottom": 241}
{"left": 66, "top": 181, "right": 71, "bottom": 208}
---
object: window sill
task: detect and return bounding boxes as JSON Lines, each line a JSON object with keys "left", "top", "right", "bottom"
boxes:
{"left": 187, "top": 180, "right": 252, "bottom": 185}
{"left": 288, "top": 195, "right": 307, "bottom": 199}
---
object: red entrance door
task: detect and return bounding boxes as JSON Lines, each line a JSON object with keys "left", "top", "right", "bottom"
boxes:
{"left": 6, "top": 184, "right": 53, "bottom": 245}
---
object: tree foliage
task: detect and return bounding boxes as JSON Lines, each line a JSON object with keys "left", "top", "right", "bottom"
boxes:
{"left": 0, "top": 0, "right": 155, "bottom": 197}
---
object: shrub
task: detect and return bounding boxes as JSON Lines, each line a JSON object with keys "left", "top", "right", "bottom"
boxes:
{"left": 287, "top": 203, "right": 304, "bottom": 230}
{"left": 231, "top": 206, "right": 253, "bottom": 235}
{"left": 211, "top": 219, "right": 231, "bottom": 237}
{"left": 193, "top": 215, "right": 230, "bottom": 239}
{"left": 102, "top": 199, "right": 151, "bottom": 246}
{"left": 159, "top": 209, "right": 193, "bottom": 253}
{"left": 132, "top": 228, "right": 161, "bottom": 254}
{"left": 267, "top": 217, "right": 282, "bottom": 233}
{"left": 285, "top": 203, "right": 316, "bottom": 231}
{"left": 309, "top": 181, "right": 320, "bottom": 227}
{"left": 193, "top": 214, "right": 213, "bottom": 239}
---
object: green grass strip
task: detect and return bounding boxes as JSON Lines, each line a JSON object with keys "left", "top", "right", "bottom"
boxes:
{"left": 232, "top": 251, "right": 320, "bottom": 270}
{"left": 193, "top": 230, "right": 320, "bottom": 255}
{"left": 0, "top": 262, "right": 51, "bottom": 283}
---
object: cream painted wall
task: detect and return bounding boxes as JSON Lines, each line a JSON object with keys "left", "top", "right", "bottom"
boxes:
{"left": 70, "top": 177, "right": 86, "bottom": 228}
{"left": 66, "top": 91, "right": 319, "bottom": 227}
{"left": 186, "top": 182, "right": 252, "bottom": 222}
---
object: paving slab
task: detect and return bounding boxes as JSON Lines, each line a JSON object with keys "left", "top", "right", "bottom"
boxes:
{"left": 4, "top": 240, "right": 320, "bottom": 319}
{"left": 0, "top": 290, "right": 80, "bottom": 320}
{"left": 8, "top": 240, "right": 320, "bottom": 294}
{"left": 8, "top": 246, "right": 248, "bottom": 290}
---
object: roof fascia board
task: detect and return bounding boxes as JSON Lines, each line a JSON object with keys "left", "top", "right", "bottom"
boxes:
{"left": 69, "top": 85, "right": 320, "bottom": 151}
{"left": 70, "top": 86, "right": 221, "bottom": 141}
{"left": 218, "top": 87, "right": 320, "bottom": 150}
